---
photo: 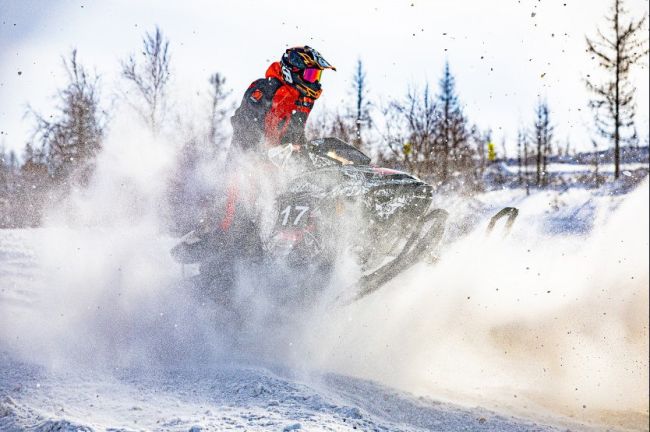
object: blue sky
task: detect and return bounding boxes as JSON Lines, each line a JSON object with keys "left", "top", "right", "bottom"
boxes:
{"left": 1, "top": 0, "right": 648, "bottom": 156}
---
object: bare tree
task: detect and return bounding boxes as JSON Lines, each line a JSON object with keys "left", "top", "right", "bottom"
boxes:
{"left": 30, "top": 49, "right": 105, "bottom": 185}
{"left": 457, "top": 125, "right": 487, "bottom": 191}
{"left": 379, "top": 65, "right": 475, "bottom": 188}
{"left": 471, "top": 125, "right": 489, "bottom": 179}
{"left": 564, "top": 138, "right": 572, "bottom": 158}
{"left": 122, "top": 26, "right": 171, "bottom": 134}
{"left": 517, "top": 128, "right": 531, "bottom": 195}
{"left": 523, "top": 130, "right": 531, "bottom": 195}
{"left": 301, "top": 61, "right": 371, "bottom": 156}
{"left": 380, "top": 84, "right": 438, "bottom": 178}
{"left": 585, "top": 0, "right": 648, "bottom": 179}
{"left": 350, "top": 58, "right": 372, "bottom": 150}
{"left": 330, "top": 110, "right": 355, "bottom": 143}
{"left": 306, "top": 108, "right": 355, "bottom": 144}
{"left": 0, "top": 142, "right": 9, "bottom": 205}
{"left": 207, "top": 72, "right": 232, "bottom": 154}
{"left": 591, "top": 139, "right": 603, "bottom": 185}
{"left": 305, "top": 110, "right": 328, "bottom": 142}
{"left": 516, "top": 129, "right": 523, "bottom": 185}
{"left": 532, "top": 99, "right": 553, "bottom": 186}
{"left": 22, "top": 142, "right": 47, "bottom": 166}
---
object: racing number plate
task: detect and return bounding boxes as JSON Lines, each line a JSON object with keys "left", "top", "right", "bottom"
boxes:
{"left": 277, "top": 204, "right": 312, "bottom": 227}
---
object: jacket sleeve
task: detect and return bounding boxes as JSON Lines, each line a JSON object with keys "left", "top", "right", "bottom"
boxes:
{"left": 231, "top": 78, "right": 282, "bottom": 151}
{"left": 281, "top": 109, "right": 309, "bottom": 146}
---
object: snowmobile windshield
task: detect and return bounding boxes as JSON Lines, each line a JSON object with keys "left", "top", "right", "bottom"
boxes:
{"left": 309, "top": 138, "right": 371, "bottom": 166}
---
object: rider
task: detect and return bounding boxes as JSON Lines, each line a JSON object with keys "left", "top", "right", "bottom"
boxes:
{"left": 190, "top": 46, "right": 336, "bottom": 276}
{"left": 230, "top": 46, "right": 336, "bottom": 154}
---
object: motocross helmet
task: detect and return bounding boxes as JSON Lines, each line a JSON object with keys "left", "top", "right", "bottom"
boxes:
{"left": 280, "top": 46, "right": 336, "bottom": 99}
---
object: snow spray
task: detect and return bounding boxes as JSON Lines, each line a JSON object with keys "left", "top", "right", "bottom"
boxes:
{"left": 295, "top": 180, "right": 649, "bottom": 430}
{"left": 0, "top": 111, "right": 231, "bottom": 369}
{"left": 0, "top": 108, "right": 647, "bottom": 430}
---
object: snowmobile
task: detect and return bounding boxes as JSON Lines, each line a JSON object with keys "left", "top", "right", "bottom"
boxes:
{"left": 171, "top": 137, "right": 517, "bottom": 304}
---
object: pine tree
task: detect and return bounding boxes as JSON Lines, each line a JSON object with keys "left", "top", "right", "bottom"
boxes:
{"left": 585, "top": 0, "right": 648, "bottom": 179}
{"left": 433, "top": 62, "right": 469, "bottom": 182}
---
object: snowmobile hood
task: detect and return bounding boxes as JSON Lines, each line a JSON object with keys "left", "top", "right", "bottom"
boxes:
{"left": 265, "top": 62, "right": 286, "bottom": 83}
{"left": 288, "top": 164, "right": 429, "bottom": 199}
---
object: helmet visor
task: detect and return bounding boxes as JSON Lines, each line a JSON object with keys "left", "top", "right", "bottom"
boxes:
{"left": 302, "top": 68, "right": 322, "bottom": 83}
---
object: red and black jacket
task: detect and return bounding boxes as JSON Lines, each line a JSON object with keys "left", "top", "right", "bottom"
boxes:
{"left": 230, "top": 62, "right": 317, "bottom": 151}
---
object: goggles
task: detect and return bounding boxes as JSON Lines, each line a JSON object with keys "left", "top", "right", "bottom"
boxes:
{"left": 302, "top": 68, "right": 322, "bottom": 83}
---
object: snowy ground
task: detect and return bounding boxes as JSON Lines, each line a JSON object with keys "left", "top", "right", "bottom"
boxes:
{"left": 0, "top": 354, "right": 578, "bottom": 432}
{"left": 0, "top": 179, "right": 648, "bottom": 431}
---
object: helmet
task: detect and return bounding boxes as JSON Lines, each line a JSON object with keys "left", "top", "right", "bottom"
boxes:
{"left": 280, "top": 46, "right": 336, "bottom": 99}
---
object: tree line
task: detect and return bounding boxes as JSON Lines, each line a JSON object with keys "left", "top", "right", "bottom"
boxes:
{"left": 0, "top": 0, "right": 648, "bottom": 228}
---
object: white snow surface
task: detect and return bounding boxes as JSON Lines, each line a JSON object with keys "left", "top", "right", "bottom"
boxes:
{"left": 0, "top": 354, "right": 568, "bottom": 432}
{"left": 1, "top": 179, "right": 648, "bottom": 431}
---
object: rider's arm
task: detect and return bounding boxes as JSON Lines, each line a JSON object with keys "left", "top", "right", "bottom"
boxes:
{"left": 265, "top": 87, "right": 314, "bottom": 147}
{"left": 231, "top": 78, "right": 281, "bottom": 150}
